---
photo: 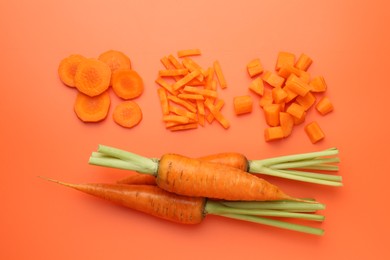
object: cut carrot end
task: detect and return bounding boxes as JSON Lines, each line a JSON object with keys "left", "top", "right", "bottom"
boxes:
{"left": 233, "top": 95, "right": 253, "bottom": 115}
{"left": 112, "top": 101, "right": 143, "bottom": 128}
{"left": 316, "top": 96, "right": 334, "bottom": 115}
{"left": 304, "top": 121, "right": 325, "bottom": 143}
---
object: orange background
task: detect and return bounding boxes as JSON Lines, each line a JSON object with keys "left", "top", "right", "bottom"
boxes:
{"left": 1, "top": 0, "right": 389, "bottom": 259}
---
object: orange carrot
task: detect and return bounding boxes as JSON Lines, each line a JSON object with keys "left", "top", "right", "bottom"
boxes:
{"left": 309, "top": 76, "right": 327, "bottom": 92}
{"left": 264, "top": 126, "right": 285, "bottom": 142}
{"left": 183, "top": 86, "right": 218, "bottom": 99}
{"left": 169, "top": 106, "right": 197, "bottom": 122}
{"left": 284, "top": 74, "right": 311, "bottom": 97}
{"left": 296, "top": 91, "right": 316, "bottom": 111}
{"left": 263, "top": 104, "right": 281, "bottom": 127}
{"left": 283, "top": 85, "right": 298, "bottom": 103}
{"left": 58, "top": 54, "right": 86, "bottom": 87}
{"left": 198, "top": 153, "right": 249, "bottom": 171}
{"left": 74, "top": 58, "right": 111, "bottom": 97}
{"left": 177, "top": 49, "right": 202, "bottom": 58}
{"left": 286, "top": 102, "right": 306, "bottom": 120}
{"left": 112, "top": 69, "right": 144, "bottom": 100}
{"left": 249, "top": 77, "right": 265, "bottom": 96}
{"left": 275, "top": 51, "right": 295, "bottom": 71}
{"left": 272, "top": 87, "right": 288, "bottom": 104}
{"left": 247, "top": 58, "right": 264, "bottom": 77}
{"left": 162, "top": 114, "right": 190, "bottom": 124}
{"left": 98, "top": 50, "right": 132, "bottom": 74}
{"left": 262, "top": 71, "right": 285, "bottom": 88}
{"left": 304, "top": 121, "right": 325, "bottom": 143}
{"left": 277, "top": 64, "right": 302, "bottom": 79}
{"left": 117, "top": 174, "right": 157, "bottom": 185}
{"left": 293, "top": 111, "right": 306, "bottom": 125}
{"left": 233, "top": 95, "right": 253, "bottom": 115}
{"left": 213, "top": 60, "right": 227, "bottom": 89}
{"left": 157, "top": 88, "right": 170, "bottom": 115}
{"left": 168, "top": 122, "right": 199, "bottom": 131}
{"left": 279, "top": 112, "right": 294, "bottom": 137}
{"left": 112, "top": 101, "right": 143, "bottom": 128}
{"left": 177, "top": 93, "right": 205, "bottom": 101}
{"left": 316, "top": 96, "right": 334, "bottom": 115}
{"left": 74, "top": 91, "right": 110, "bottom": 123}
{"left": 295, "top": 53, "right": 312, "bottom": 71}
{"left": 259, "top": 89, "right": 273, "bottom": 108}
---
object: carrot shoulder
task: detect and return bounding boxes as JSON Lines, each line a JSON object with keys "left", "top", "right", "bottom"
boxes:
{"left": 74, "top": 91, "right": 111, "bottom": 122}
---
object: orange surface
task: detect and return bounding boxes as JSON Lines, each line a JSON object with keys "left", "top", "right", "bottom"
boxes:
{"left": 1, "top": 0, "right": 389, "bottom": 259}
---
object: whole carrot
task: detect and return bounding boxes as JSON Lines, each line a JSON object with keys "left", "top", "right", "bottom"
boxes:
{"left": 42, "top": 177, "right": 325, "bottom": 235}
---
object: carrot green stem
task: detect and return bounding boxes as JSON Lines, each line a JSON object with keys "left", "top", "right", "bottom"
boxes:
{"left": 221, "top": 200, "right": 326, "bottom": 211}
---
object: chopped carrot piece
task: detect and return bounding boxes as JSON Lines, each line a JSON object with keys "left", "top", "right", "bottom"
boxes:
{"left": 299, "top": 70, "right": 311, "bottom": 83}
{"left": 248, "top": 77, "right": 264, "bottom": 96}
{"left": 206, "top": 99, "right": 224, "bottom": 123}
{"left": 283, "top": 85, "right": 298, "bottom": 103}
{"left": 296, "top": 91, "right": 316, "bottom": 111}
{"left": 172, "top": 69, "right": 201, "bottom": 91}
{"left": 262, "top": 71, "right": 285, "bottom": 88}
{"left": 259, "top": 89, "right": 273, "bottom": 108}
{"left": 163, "top": 115, "right": 190, "bottom": 124}
{"left": 275, "top": 51, "right": 295, "bottom": 71}
{"left": 112, "top": 101, "right": 143, "bottom": 128}
{"left": 168, "top": 122, "right": 199, "bottom": 131}
{"left": 183, "top": 86, "right": 218, "bottom": 99}
{"left": 112, "top": 69, "right": 144, "bottom": 100}
{"left": 233, "top": 95, "right": 253, "bottom": 115}
{"left": 157, "top": 88, "right": 170, "bottom": 115}
{"left": 263, "top": 104, "right": 281, "bottom": 127}
{"left": 264, "top": 127, "right": 284, "bottom": 142}
{"left": 316, "top": 96, "right": 334, "bottom": 115}
{"left": 167, "top": 95, "right": 197, "bottom": 113}
{"left": 247, "top": 58, "right": 264, "bottom": 77}
{"left": 168, "top": 54, "right": 184, "bottom": 69}
{"left": 98, "top": 50, "right": 132, "bottom": 76}
{"left": 295, "top": 53, "right": 312, "bottom": 71}
{"left": 74, "top": 91, "right": 111, "bottom": 123}
{"left": 158, "top": 68, "right": 188, "bottom": 77}
{"left": 286, "top": 102, "right": 305, "bottom": 120}
{"left": 284, "top": 74, "right": 311, "bottom": 96}
{"left": 213, "top": 60, "right": 227, "bottom": 89}
{"left": 204, "top": 99, "right": 230, "bottom": 128}
{"left": 277, "top": 64, "right": 302, "bottom": 79}
{"left": 58, "top": 54, "right": 86, "bottom": 87}
{"left": 309, "top": 76, "right": 327, "bottom": 92}
{"left": 304, "top": 121, "right": 325, "bottom": 143}
{"left": 155, "top": 77, "right": 178, "bottom": 95}
{"left": 272, "top": 87, "right": 287, "bottom": 104}
{"left": 279, "top": 112, "right": 294, "bottom": 137}
{"left": 74, "top": 58, "right": 111, "bottom": 97}
{"left": 177, "top": 93, "right": 205, "bottom": 101}
{"left": 293, "top": 111, "right": 306, "bottom": 125}
{"left": 177, "top": 49, "right": 201, "bottom": 58}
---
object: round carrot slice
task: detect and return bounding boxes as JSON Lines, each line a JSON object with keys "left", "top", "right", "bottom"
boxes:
{"left": 58, "top": 54, "right": 86, "bottom": 87}
{"left": 74, "top": 91, "right": 111, "bottom": 122}
{"left": 113, "top": 101, "right": 143, "bottom": 128}
{"left": 112, "top": 69, "right": 144, "bottom": 100}
{"left": 74, "top": 58, "right": 111, "bottom": 97}
{"left": 98, "top": 50, "right": 132, "bottom": 74}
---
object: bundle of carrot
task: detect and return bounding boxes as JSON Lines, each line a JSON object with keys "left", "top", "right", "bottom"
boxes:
{"left": 58, "top": 50, "right": 144, "bottom": 128}
{"left": 235, "top": 52, "right": 334, "bottom": 143}
{"left": 155, "top": 49, "right": 230, "bottom": 131}
{"left": 90, "top": 145, "right": 342, "bottom": 187}
{"left": 42, "top": 175, "right": 326, "bottom": 236}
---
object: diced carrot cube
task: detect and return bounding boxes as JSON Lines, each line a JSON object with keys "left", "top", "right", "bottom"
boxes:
{"left": 304, "top": 121, "right": 325, "bottom": 143}
{"left": 264, "top": 126, "right": 284, "bottom": 142}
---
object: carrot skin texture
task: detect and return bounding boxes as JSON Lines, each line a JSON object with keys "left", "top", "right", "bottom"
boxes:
{"left": 156, "top": 154, "right": 292, "bottom": 201}
{"left": 117, "top": 174, "right": 157, "bottom": 185}
{"left": 198, "top": 153, "right": 249, "bottom": 172}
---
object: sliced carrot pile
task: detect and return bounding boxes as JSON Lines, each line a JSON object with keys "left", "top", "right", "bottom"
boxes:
{"left": 245, "top": 51, "right": 334, "bottom": 143}
{"left": 58, "top": 50, "right": 143, "bottom": 128}
{"left": 155, "top": 49, "right": 230, "bottom": 131}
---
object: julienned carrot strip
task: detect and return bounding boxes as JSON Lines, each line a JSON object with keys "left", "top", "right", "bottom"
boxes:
{"left": 264, "top": 126, "right": 285, "bottom": 142}
{"left": 177, "top": 49, "right": 201, "bottom": 58}
{"left": 309, "top": 76, "right": 327, "bottom": 92}
{"left": 167, "top": 95, "right": 197, "bottom": 113}
{"left": 178, "top": 93, "right": 205, "bottom": 101}
{"left": 173, "top": 69, "right": 201, "bottom": 91}
{"left": 206, "top": 99, "right": 224, "bottom": 123}
{"left": 213, "top": 60, "right": 227, "bottom": 89}
{"left": 196, "top": 100, "right": 205, "bottom": 126}
{"left": 295, "top": 53, "right": 313, "bottom": 71}
{"left": 168, "top": 54, "right": 184, "bottom": 69}
{"left": 247, "top": 58, "right": 264, "bottom": 77}
{"left": 168, "top": 122, "right": 199, "bottom": 131}
{"left": 155, "top": 77, "right": 178, "bottom": 95}
{"left": 182, "top": 58, "right": 206, "bottom": 78}
{"left": 160, "top": 56, "right": 176, "bottom": 70}
{"left": 233, "top": 95, "right": 253, "bottom": 115}
{"left": 249, "top": 77, "right": 264, "bottom": 96}
{"left": 304, "top": 121, "right": 325, "bottom": 143}
{"left": 113, "top": 101, "right": 143, "bottom": 128}
{"left": 158, "top": 68, "right": 189, "bottom": 77}
{"left": 262, "top": 71, "right": 285, "bottom": 88}
{"left": 204, "top": 99, "right": 230, "bottom": 129}
{"left": 112, "top": 69, "right": 144, "bottom": 100}
{"left": 286, "top": 102, "right": 305, "bottom": 120}
{"left": 157, "top": 88, "right": 170, "bottom": 115}
{"left": 58, "top": 54, "right": 86, "bottom": 87}
{"left": 183, "top": 86, "right": 218, "bottom": 99}
{"left": 296, "top": 91, "right": 316, "bottom": 111}
{"left": 163, "top": 114, "right": 191, "bottom": 124}
{"left": 285, "top": 74, "right": 311, "bottom": 97}
{"left": 315, "top": 96, "right": 334, "bottom": 115}
{"left": 74, "top": 58, "right": 111, "bottom": 97}
{"left": 263, "top": 104, "right": 281, "bottom": 127}
{"left": 275, "top": 52, "right": 295, "bottom": 71}
{"left": 169, "top": 106, "right": 197, "bottom": 122}
{"left": 74, "top": 91, "right": 111, "bottom": 123}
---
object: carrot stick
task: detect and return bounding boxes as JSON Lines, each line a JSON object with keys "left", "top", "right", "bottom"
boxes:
{"left": 177, "top": 49, "right": 201, "bottom": 58}
{"left": 206, "top": 99, "right": 224, "bottom": 123}
{"left": 155, "top": 77, "right": 178, "bottom": 95}
{"left": 112, "top": 101, "right": 143, "bottom": 128}
{"left": 167, "top": 95, "right": 197, "bottom": 113}
{"left": 168, "top": 54, "right": 185, "bottom": 69}
{"left": 247, "top": 58, "right": 264, "bottom": 77}
{"left": 177, "top": 93, "right": 205, "bottom": 101}
{"left": 58, "top": 54, "right": 86, "bottom": 87}
{"left": 169, "top": 106, "right": 197, "bottom": 122}
{"left": 168, "top": 122, "right": 199, "bottom": 131}
{"left": 204, "top": 99, "right": 230, "bottom": 128}
{"left": 74, "top": 91, "right": 111, "bottom": 123}
{"left": 157, "top": 88, "right": 170, "bottom": 115}
{"left": 172, "top": 69, "right": 201, "bottom": 91}
{"left": 213, "top": 60, "right": 227, "bottom": 89}
{"left": 233, "top": 95, "right": 253, "bottom": 115}
{"left": 315, "top": 96, "right": 334, "bottom": 115}
{"left": 74, "top": 58, "right": 111, "bottom": 97}
{"left": 112, "top": 69, "right": 144, "bottom": 100}
{"left": 158, "top": 68, "right": 189, "bottom": 77}
{"left": 183, "top": 86, "right": 218, "bottom": 99}
{"left": 162, "top": 114, "right": 190, "bottom": 124}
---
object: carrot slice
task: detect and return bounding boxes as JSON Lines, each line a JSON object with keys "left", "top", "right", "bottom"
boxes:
{"left": 316, "top": 96, "right": 334, "bottom": 115}
{"left": 264, "top": 127, "right": 284, "bottom": 142}
{"left": 177, "top": 49, "right": 201, "bottom": 58}
{"left": 112, "top": 69, "right": 144, "bottom": 100}
{"left": 74, "top": 91, "right": 110, "bottom": 122}
{"left": 74, "top": 58, "right": 111, "bottom": 97}
{"left": 275, "top": 52, "right": 295, "bottom": 71}
{"left": 247, "top": 58, "right": 264, "bottom": 77}
{"left": 58, "top": 54, "right": 86, "bottom": 87}
{"left": 113, "top": 101, "right": 143, "bottom": 128}
{"left": 213, "top": 60, "right": 227, "bottom": 89}
{"left": 249, "top": 77, "right": 264, "bottom": 96}
{"left": 233, "top": 95, "right": 253, "bottom": 115}
{"left": 98, "top": 50, "right": 132, "bottom": 73}
{"left": 263, "top": 104, "right": 281, "bottom": 127}
{"left": 295, "top": 53, "right": 312, "bottom": 71}
{"left": 279, "top": 112, "right": 294, "bottom": 137}
{"left": 304, "top": 121, "right": 325, "bottom": 143}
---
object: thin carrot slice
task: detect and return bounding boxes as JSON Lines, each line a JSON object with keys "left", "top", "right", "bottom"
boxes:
{"left": 309, "top": 76, "right": 327, "bottom": 92}
{"left": 233, "top": 95, "right": 253, "bottom": 115}
{"left": 112, "top": 69, "right": 144, "bottom": 100}
{"left": 247, "top": 58, "right": 264, "bottom": 77}
{"left": 213, "top": 60, "right": 227, "bottom": 89}
{"left": 262, "top": 71, "right": 285, "bottom": 88}
{"left": 74, "top": 58, "right": 111, "bottom": 97}
{"left": 275, "top": 51, "right": 295, "bottom": 71}
{"left": 249, "top": 77, "right": 264, "bottom": 96}
{"left": 74, "top": 91, "right": 110, "bottom": 122}
{"left": 286, "top": 102, "right": 305, "bottom": 120}
{"left": 157, "top": 88, "right": 170, "bottom": 115}
{"left": 98, "top": 50, "right": 131, "bottom": 85}
{"left": 113, "top": 101, "right": 143, "bottom": 128}
{"left": 315, "top": 96, "right": 334, "bottom": 115}
{"left": 204, "top": 99, "right": 230, "bottom": 128}
{"left": 264, "top": 126, "right": 284, "bottom": 142}
{"left": 279, "top": 112, "right": 294, "bottom": 137}
{"left": 295, "top": 53, "right": 312, "bottom": 71}
{"left": 177, "top": 49, "right": 201, "bottom": 58}
{"left": 58, "top": 54, "right": 86, "bottom": 87}
{"left": 296, "top": 91, "right": 316, "bottom": 111}
{"left": 304, "top": 121, "right": 325, "bottom": 143}
{"left": 263, "top": 104, "right": 281, "bottom": 127}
